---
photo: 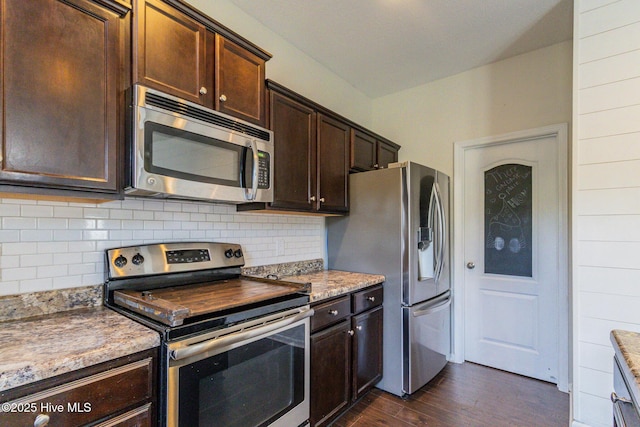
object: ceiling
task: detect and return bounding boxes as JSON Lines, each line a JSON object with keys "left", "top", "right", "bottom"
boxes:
{"left": 227, "top": 0, "right": 573, "bottom": 98}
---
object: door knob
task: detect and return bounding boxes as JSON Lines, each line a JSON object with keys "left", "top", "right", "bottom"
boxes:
{"left": 466, "top": 262, "right": 475, "bottom": 269}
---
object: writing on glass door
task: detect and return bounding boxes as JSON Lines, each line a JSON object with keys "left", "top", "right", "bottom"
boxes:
{"left": 484, "top": 164, "right": 532, "bottom": 277}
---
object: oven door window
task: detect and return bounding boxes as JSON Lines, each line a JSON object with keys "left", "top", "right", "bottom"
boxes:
{"left": 145, "top": 122, "right": 252, "bottom": 188}
{"left": 177, "top": 324, "right": 305, "bottom": 427}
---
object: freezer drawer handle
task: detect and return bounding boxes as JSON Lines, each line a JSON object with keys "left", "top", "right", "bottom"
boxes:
{"left": 412, "top": 296, "right": 451, "bottom": 318}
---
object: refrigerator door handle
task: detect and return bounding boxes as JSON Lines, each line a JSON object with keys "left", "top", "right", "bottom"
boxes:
{"left": 412, "top": 293, "right": 451, "bottom": 317}
{"left": 433, "top": 182, "right": 446, "bottom": 282}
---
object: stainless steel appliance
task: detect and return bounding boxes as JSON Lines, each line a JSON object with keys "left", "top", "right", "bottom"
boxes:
{"left": 327, "top": 161, "right": 451, "bottom": 397}
{"left": 104, "top": 242, "right": 312, "bottom": 427}
{"left": 613, "top": 355, "right": 640, "bottom": 426}
{"left": 126, "top": 85, "right": 274, "bottom": 204}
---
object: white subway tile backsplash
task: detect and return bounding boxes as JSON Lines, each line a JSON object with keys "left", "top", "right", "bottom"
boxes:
{"left": 3, "top": 267, "right": 37, "bottom": 281}
{"left": 0, "top": 197, "right": 325, "bottom": 295}
{"left": 19, "top": 278, "right": 52, "bottom": 293}
{"left": 3, "top": 217, "right": 37, "bottom": 229}
{"left": 21, "top": 254, "right": 53, "bottom": 267}
{"left": 53, "top": 206, "right": 83, "bottom": 218}
{"left": 21, "top": 205, "right": 53, "bottom": 218}
{"left": 3, "top": 242, "right": 38, "bottom": 256}
{"left": 83, "top": 208, "right": 110, "bottom": 219}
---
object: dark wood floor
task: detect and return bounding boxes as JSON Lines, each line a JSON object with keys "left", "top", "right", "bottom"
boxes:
{"left": 332, "top": 362, "right": 570, "bottom": 427}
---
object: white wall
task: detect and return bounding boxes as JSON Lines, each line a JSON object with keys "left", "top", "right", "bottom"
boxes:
{"left": 573, "top": 1, "right": 640, "bottom": 426}
{"left": 0, "top": 198, "right": 324, "bottom": 295}
{"left": 371, "top": 41, "right": 573, "bottom": 176}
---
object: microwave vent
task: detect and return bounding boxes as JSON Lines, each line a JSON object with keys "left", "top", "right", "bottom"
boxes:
{"left": 145, "top": 92, "right": 271, "bottom": 142}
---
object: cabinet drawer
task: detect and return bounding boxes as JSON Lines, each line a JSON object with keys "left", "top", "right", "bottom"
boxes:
{"left": 1, "top": 357, "right": 153, "bottom": 427}
{"left": 311, "top": 296, "right": 351, "bottom": 332}
{"left": 352, "top": 285, "right": 383, "bottom": 314}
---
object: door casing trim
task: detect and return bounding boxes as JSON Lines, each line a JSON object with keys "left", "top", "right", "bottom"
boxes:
{"left": 452, "top": 123, "right": 569, "bottom": 393}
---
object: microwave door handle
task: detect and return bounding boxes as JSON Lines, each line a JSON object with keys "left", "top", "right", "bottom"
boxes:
{"left": 245, "top": 140, "right": 259, "bottom": 201}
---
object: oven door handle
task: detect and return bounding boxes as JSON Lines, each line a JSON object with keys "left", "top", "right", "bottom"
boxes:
{"left": 170, "top": 308, "right": 314, "bottom": 361}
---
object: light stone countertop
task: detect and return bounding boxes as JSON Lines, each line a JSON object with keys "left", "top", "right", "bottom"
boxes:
{"left": 0, "top": 306, "right": 160, "bottom": 393}
{"left": 611, "top": 329, "right": 640, "bottom": 407}
{"left": 278, "top": 270, "right": 385, "bottom": 302}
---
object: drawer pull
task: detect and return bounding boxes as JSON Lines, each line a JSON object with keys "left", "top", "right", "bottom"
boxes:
{"left": 348, "top": 330, "right": 354, "bottom": 336}
{"left": 356, "top": 325, "right": 363, "bottom": 331}
{"left": 34, "top": 414, "right": 50, "bottom": 427}
{"left": 328, "top": 310, "right": 339, "bottom": 316}
{"left": 367, "top": 296, "right": 376, "bottom": 302}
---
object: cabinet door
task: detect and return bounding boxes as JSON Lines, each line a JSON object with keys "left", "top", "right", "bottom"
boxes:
{"left": 215, "top": 34, "right": 266, "bottom": 125}
{"left": 310, "top": 320, "right": 351, "bottom": 427}
{"left": 377, "top": 140, "right": 399, "bottom": 169}
{"left": 0, "top": 356, "right": 154, "bottom": 426}
{"left": 268, "top": 90, "right": 317, "bottom": 212}
{"left": 350, "top": 129, "right": 377, "bottom": 172}
{"left": 133, "top": 0, "right": 210, "bottom": 105}
{"left": 317, "top": 114, "right": 349, "bottom": 213}
{"left": 0, "top": 0, "right": 123, "bottom": 193}
{"left": 352, "top": 306, "right": 383, "bottom": 400}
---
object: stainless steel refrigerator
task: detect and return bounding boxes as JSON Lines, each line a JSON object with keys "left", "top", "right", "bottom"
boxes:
{"left": 327, "top": 161, "right": 451, "bottom": 397}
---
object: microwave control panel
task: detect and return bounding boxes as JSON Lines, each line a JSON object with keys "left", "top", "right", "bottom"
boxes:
{"left": 257, "top": 151, "right": 270, "bottom": 189}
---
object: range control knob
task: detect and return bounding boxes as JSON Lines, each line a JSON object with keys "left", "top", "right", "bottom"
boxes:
{"left": 224, "top": 249, "right": 234, "bottom": 259}
{"left": 114, "top": 255, "right": 127, "bottom": 268}
{"left": 132, "top": 253, "right": 145, "bottom": 265}
{"left": 234, "top": 249, "right": 243, "bottom": 258}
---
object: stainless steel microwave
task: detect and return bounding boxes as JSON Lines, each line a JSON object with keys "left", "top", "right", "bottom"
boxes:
{"left": 126, "top": 85, "right": 273, "bottom": 204}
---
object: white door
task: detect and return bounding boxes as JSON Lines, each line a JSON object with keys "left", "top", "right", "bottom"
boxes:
{"left": 462, "top": 130, "right": 565, "bottom": 384}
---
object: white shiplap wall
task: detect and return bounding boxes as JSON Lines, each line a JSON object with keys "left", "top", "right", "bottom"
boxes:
{"left": 0, "top": 197, "right": 324, "bottom": 296}
{"left": 574, "top": 1, "right": 640, "bottom": 426}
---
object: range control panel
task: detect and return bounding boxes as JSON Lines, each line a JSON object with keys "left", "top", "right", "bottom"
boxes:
{"left": 107, "top": 242, "right": 244, "bottom": 279}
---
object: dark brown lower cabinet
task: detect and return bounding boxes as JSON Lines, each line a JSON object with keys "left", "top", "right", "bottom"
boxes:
{"left": 311, "top": 320, "right": 351, "bottom": 427}
{"left": 352, "top": 305, "right": 383, "bottom": 400}
{"left": 310, "top": 285, "right": 383, "bottom": 427}
{"left": 0, "top": 349, "right": 157, "bottom": 427}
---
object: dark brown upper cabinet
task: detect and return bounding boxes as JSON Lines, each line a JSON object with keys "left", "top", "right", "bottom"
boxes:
{"left": 317, "top": 113, "right": 349, "bottom": 214}
{"left": 350, "top": 128, "right": 400, "bottom": 172}
{"left": 215, "top": 34, "right": 266, "bottom": 126}
{"left": 0, "top": 0, "right": 129, "bottom": 198}
{"left": 133, "top": 0, "right": 210, "bottom": 105}
{"left": 268, "top": 90, "right": 317, "bottom": 212}
{"left": 133, "top": 0, "right": 268, "bottom": 125}
{"left": 238, "top": 81, "right": 349, "bottom": 215}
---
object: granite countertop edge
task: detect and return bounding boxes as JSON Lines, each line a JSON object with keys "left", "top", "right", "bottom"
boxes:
{"left": 611, "top": 329, "right": 640, "bottom": 407}
{"left": 275, "top": 269, "right": 386, "bottom": 302}
{"left": 0, "top": 306, "right": 160, "bottom": 393}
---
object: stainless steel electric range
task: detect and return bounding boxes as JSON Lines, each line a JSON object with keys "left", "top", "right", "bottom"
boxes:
{"left": 104, "top": 242, "right": 313, "bottom": 427}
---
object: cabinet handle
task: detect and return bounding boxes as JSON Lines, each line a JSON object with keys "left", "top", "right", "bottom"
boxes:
{"left": 356, "top": 325, "right": 363, "bottom": 331}
{"left": 367, "top": 296, "right": 376, "bottom": 302}
{"left": 319, "top": 197, "right": 325, "bottom": 203}
{"left": 374, "top": 164, "right": 379, "bottom": 169}
{"left": 219, "top": 94, "right": 227, "bottom": 102}
{"left": 348, "top": 330, "right": 354, "bottom": 336}
{"left": 34, "top": 414, "right": 50, "bottom": 427}
{"left": 328, "top": 309, "right": 339, "bottom": 316}
{"left": 199, "top": 87, "right": 208, "bottom": 95}
{"left": 309, "top": 196, "right": 317, "bottom": 202}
